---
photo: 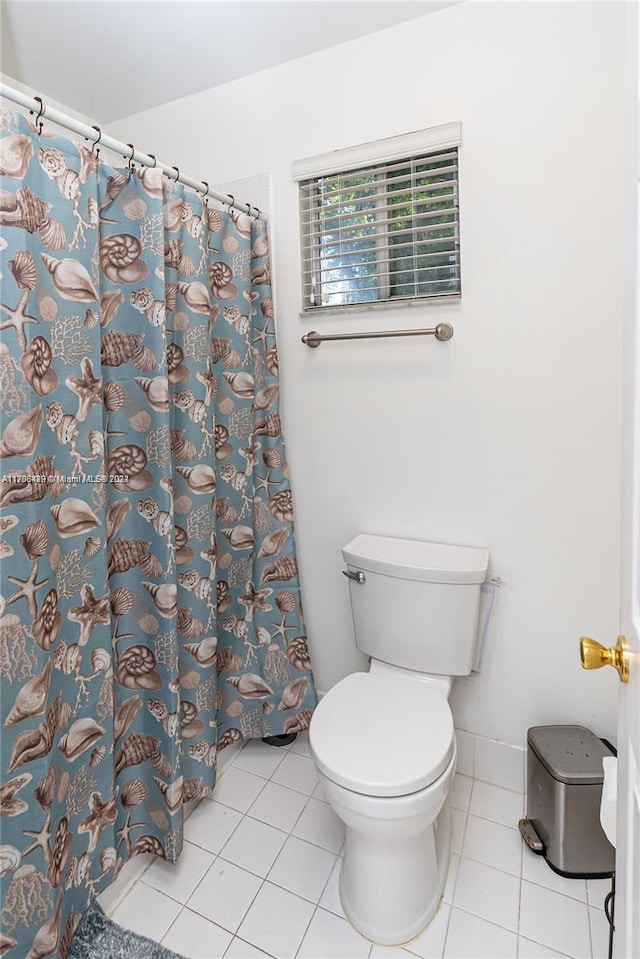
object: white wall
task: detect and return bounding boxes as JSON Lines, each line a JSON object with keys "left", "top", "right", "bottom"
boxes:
{"left": 108, "top": 1, "right": 625, "bottom": 747}
{"left": 0, "top": 72, "right": 94, "bottom": 126}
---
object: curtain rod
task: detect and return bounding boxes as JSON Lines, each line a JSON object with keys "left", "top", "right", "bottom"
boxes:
{"left": 0, "top": 82, "right": 267, "bottom": 222}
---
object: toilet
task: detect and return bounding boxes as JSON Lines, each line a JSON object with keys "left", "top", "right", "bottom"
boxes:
{"left": 309, "top": 533, "right": 489, "bottom": 946}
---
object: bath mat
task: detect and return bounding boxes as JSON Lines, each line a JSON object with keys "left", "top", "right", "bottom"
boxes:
{"left": 69, "top": 901, "right": 187, "bottom": 959}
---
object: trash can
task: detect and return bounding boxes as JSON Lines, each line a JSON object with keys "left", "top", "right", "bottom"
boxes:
{"left": 521, "top": 724, "right": 615, "bottom": 878}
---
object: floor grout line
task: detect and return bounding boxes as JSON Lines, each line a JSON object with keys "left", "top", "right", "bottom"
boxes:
{"left": 293, "top": 900, "right": 319, "bottom": 959}
{"left": 438, "top": 887, "right": 455, "bottom": 959}
{"left": 515, "top": 859, "right": 523, "bottom": 954}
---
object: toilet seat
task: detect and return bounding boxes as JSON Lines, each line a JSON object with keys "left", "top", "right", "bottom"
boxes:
{"left": 310, "top": 672, "right": 455, "bottom": 798}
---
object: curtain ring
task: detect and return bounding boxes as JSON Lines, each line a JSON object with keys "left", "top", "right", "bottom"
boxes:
{"left": 253, "top": 206, "right": 262, "bottom": 221}
{"left": 126, "top": 143, "right": 135, "bottom": 176}
{"left": 147, "top": 153, "right": 157, "bottom": 168}
{"left": 170, "top": 165, "right": 180, "bottom": 182}
{"left": 227, "top": 194, "right": 234, "bottom": 213}
{"left": 31, "top": 95, "right": 46, "bottom": 135}
{"left": 89, "top": 124, "right": 102, "bottom": 158}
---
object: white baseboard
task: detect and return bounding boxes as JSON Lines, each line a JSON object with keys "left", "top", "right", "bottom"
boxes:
{"left": 455, "top": 728, "right": 525, "bottom": 793}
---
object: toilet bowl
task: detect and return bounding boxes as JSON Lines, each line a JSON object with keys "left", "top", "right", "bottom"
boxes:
{"left": 309, "top": 533, "right": 489, "bottom": 945}
{"left": 310, "top": 670, "right": 457, "bottom": 945}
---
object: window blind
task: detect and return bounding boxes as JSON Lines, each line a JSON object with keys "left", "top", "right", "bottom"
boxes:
{"left": 298, "top": 147, "right": 461, "bottom": 312}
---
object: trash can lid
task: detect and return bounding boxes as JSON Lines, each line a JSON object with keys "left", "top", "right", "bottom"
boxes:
{"left": 527, "top": 725, "right": 614, "bottom": 785}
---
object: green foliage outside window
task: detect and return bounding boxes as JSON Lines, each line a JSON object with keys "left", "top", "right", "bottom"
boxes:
{"left": 310, "top": 151, "right": 460, "bottom": 308}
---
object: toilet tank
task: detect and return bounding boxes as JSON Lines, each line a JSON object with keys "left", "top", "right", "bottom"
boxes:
{"left": 342, "top": 534, "right": 489, "bottom": 676}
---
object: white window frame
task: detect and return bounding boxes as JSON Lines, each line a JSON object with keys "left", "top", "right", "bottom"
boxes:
{"left": 293, "top": 122, "right": 462, "bottom": 315}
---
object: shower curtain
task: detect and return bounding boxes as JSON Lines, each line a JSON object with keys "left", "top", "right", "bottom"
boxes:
{"left": 0, "top": 104, "right": 316, "bottom": 959}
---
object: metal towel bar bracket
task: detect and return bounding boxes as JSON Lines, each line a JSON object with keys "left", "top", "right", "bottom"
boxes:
{"left": 301, "top": 323, "right": 454, "bottom": 348}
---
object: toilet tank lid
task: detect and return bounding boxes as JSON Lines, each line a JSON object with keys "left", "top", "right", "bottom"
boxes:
{"left": 342, "top": 534, "right": 489, "bottom": 584}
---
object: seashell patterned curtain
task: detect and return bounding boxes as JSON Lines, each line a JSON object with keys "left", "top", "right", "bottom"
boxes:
{"left": 0, "top": 104, "right": 317, "bottom": 959}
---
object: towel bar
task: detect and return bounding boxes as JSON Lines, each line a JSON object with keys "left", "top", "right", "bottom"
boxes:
{"left": 301, "top": 323, "right": 454, "bottom": 348}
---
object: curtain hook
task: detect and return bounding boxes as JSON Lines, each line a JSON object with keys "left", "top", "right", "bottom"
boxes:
{"left": 170, "top": 165, "right": 180, "bottom": 182}
{"left": 126, "top": 143, "right": 135, "bottom": 177}
{"left": 227, "top": 194, "right": 235, "bottom": 214}
{"left": 147, "top": 153, "right": 157, "bottom": 168}
{"left": 253, "top": 206, "right": 262, "bottom": 221}
{"left": 89, "top": 124, "right": 102, "bottom": 158}
{"left": 246, "top": 201, "right": 251, "bottom": 216}
{"left": 31, "top": 95, "right": 46, "bottom": 135}
{"left": 200, "top": 181, "right": 210, "bottom": 207}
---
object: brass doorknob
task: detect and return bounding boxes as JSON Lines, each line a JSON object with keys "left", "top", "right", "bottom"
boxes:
{"left": 580, "top": 635, "right": 629, "bottom": 683}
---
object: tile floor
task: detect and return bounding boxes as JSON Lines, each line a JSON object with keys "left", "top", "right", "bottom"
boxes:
{"left": 110, "top": 734, "right": 612, "bottom": 959}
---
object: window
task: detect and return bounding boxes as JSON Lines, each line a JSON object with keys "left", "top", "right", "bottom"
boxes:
{"left": 294, "top": 123, "right": 461, "bottom": 313}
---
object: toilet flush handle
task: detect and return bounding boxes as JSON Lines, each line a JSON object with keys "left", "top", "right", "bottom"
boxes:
{"left": 343, "top": 570, "right": 366, "bottom": 584}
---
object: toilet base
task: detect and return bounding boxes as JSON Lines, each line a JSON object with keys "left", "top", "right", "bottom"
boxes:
{"left": 338, "top": 801, "right": 452, "bottom": 946}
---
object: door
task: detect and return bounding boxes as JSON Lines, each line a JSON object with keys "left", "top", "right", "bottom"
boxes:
{"left": 584, "top": 6, "right": 640, "bottom": 954}
{"left": 616, "top": 5, "right": 640, "bottom": 954}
